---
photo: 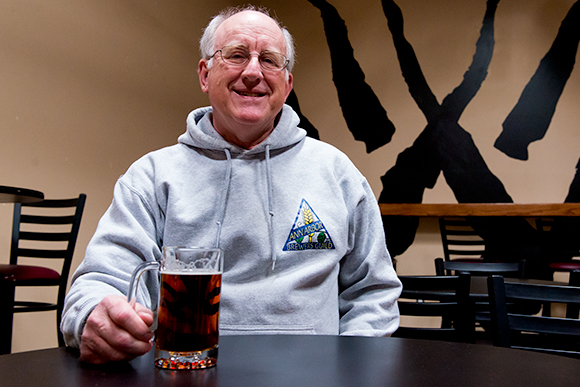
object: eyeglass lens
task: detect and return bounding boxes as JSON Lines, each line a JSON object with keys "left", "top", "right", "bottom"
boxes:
{"left": 219, "top": 46, "right": 287, "bottom": 70}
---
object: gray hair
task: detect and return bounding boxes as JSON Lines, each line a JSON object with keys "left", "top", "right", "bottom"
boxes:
{"left": 199, "top": 5, "right": 295, "bottom": 73}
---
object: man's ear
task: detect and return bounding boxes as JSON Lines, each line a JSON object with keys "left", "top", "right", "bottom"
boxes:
{"left": 198, "top": 59, "right": 210, "bottom": 93}
{"left": 284, "top": 72, "right": 293, "bottom": 101}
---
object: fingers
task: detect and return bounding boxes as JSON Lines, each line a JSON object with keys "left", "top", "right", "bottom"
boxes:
{"left": 107, "top": 297, "right": 154, "bottom": 342}
{"left": 80, "top": 295, "right": 154, "bottom": 364}
{"left": 81, "top": 328, "right": 144, "bottom": 364}
{"left": 133, "top": 302, "right": 155, "bottom": 328}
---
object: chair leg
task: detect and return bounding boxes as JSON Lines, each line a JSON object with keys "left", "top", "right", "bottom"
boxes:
{"left": 56, "top": 304, "right": 65, "bottom": 347}
{"left": 566, "top": 270, "right": 580, "bottom": 319}
{"left": 566, "top": 304, "right": 580, "bottom": 319}
{"left": 542, "top": 302, "right": 551, "bottom": 317}
{"left": 0, "top": 280, "right": 15, "bottom": 354}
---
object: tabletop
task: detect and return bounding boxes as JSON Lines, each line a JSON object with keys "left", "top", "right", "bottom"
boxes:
{"left": 1, "top": 335, "right": 579, "bottom": 387}
{"left": 0, "top": 185, "right": 44, "bottom": 204}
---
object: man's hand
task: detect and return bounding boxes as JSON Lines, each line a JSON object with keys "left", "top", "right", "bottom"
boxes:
{"left": 80, "top": 295, "right": 154, "bottom": 364}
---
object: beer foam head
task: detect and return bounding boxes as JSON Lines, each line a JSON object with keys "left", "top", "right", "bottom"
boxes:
{"left": 162, "top": 257, "right": 219, "bottom": 273}
{"left": 162, "top": 246, "right": 222, "bottom": 272}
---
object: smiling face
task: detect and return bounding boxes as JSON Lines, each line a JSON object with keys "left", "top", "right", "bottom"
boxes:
{"left": 198, "top": 11, "right": 293, "bottom": 149}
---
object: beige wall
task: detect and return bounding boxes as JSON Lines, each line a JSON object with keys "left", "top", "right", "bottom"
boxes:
{"left": 1, "top": 0, "right": 577, "bottom": 352}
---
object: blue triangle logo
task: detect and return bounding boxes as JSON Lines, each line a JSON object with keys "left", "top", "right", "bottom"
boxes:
{"left": 283, "top": 199, "right": 335, "bottom": 251}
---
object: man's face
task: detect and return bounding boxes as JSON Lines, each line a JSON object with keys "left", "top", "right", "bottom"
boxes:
{"left": 198, "top": 11, "right": 293, "bottom": 149}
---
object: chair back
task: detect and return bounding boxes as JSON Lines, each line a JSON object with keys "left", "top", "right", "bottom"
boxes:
{"left": 439, "top": 217, "right": 486, "bottom": 262}
{"left": 488, "top": 275, "right": 580, "bottom": 359}
{"left": 9, "top": 195, "right": 86, "bottom": 312}
{"left": 394, "top": 273, "right": 475, "bottom": 343}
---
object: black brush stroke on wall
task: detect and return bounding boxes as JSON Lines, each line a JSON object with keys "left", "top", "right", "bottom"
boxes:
{"left": 378, "top": 0, "right": 509, "bottom": 205}
{"left": 496, "top": 1, "right": 580, "bottom": 268}
{"left": 286, "top": 89, "right": 320, "bottom": 139}
{"left": 307, "top": 0, "right": 551, "bottom": 277}
{"left": 307, "top": 0, "right": 396, "bottom": 152}
{"left": 495, "top": 1, "right": 580, "bottom": 161}
{"left": 381, "top": 0, "right": 540, "bottom": 276}
{"left": 538, "top": 159, "right": 580, "bottom": 268}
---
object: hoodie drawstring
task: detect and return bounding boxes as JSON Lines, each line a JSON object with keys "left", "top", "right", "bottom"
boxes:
{"left": 265, "top": 145, "right": 276, "bottom": 270}
{"left": 214, "top": 146, "right": 277, "bottom": 271}
{"left": 215, "top": 148, "right": 232, "bottom": 248}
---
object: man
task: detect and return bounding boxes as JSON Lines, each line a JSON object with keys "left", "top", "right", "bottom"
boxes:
{"left": 61, "top": 6, "right": 401, "bottom": 364}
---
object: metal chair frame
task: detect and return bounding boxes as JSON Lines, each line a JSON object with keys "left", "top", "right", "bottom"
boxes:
{"left": 439, "top": 217, "right": 486, "bottom": 262}
{"left": 1, "top": 194, "right": 86, "bottom": 353}
{"left": 394, "top": 273, "right": 475, "bottom": 343}
{"left": 488, "top": 274, "right": 580, "bottom": 359}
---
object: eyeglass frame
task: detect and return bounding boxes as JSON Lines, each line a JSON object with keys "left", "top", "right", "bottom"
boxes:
{"left": 209, "top": 45, "right": 290, "bottom": 72}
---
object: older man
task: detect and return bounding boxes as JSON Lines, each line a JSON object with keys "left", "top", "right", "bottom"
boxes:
{"left": 61, "top": 6, "right": 401, "bottom": 364}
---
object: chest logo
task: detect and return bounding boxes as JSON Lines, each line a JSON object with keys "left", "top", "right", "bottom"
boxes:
{"left": 283, "top": 199, "right": 335, "bottom": 251}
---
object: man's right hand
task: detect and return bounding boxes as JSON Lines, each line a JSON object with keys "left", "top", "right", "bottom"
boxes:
{"left": 80, "top": 295, "right": 154, "bottom": 364}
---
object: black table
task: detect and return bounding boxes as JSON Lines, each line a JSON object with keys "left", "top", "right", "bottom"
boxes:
{"left": 0, "top": 185, "right": 44, "bottom": 204}
{"left": 1, "top": 335, "right": 580, "bottom": 387}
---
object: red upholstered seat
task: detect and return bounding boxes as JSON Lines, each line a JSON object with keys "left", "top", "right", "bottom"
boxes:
{"left": 0, "top": 264, "right": 60, "bottom": 282}
{"left": 549, "top": 262, "right": 580, "bottom": 271}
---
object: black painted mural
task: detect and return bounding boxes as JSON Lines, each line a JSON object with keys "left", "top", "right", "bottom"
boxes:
{"left": 285, "top": 0, "right": 580, "bottom": 278}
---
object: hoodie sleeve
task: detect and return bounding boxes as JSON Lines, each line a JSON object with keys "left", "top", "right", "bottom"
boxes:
{"left": 60, "top": 173, "right": 163, "bottom": 348}
{"left": 338, "top": 179, "right": 402, "bottom": 336}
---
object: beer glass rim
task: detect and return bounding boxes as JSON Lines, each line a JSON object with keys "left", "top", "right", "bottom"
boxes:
{"left": 163, "top": 246, "right": 222, "bottom": 252}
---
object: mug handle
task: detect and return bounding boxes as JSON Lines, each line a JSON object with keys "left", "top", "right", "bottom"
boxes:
{"left": 127, "top": 261, "right": 160, "bottom": 332}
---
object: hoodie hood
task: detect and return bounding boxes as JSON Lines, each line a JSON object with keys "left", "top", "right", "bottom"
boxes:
{"left": 178, "top": 104, "right": 307, "bottom": 154}
{"left": 177, "top": 104, "right": 307, "bottom": 269}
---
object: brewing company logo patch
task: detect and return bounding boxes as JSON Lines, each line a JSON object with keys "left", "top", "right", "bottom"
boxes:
{"left": 283, "top": 199, "right": 335, "bottom": 251}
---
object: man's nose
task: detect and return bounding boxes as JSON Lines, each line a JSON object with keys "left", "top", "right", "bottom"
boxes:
{"left": 242, "top": 54, "right": 263, "bottom": 80}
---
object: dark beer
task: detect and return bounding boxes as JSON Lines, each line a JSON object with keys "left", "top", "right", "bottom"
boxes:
{"left": 156, "top": 271, "right": 221, "bottom": 353}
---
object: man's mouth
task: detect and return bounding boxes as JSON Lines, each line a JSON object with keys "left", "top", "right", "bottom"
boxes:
{"left": 235, "top": 90, "right": 265, "bottom": 97}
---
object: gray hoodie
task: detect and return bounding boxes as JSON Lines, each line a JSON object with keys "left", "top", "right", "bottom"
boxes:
{"left": 61, "top": 104, "right": 401, "bottom": 348}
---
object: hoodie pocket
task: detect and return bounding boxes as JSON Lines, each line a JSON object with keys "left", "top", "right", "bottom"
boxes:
{"left": 219, "top": 324, "right": 316, "bottom": 335}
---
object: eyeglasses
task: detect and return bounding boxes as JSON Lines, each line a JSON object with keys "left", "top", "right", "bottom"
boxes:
{"left": 210, "top": 45, "right": 289, "bottom": 71}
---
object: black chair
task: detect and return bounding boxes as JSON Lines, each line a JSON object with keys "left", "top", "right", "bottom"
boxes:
{"left": 434, "top": 257, "right": 531, "bottom": 334}
{"left": 439, "top": 217, "right": 486, "bottom": 262}
{"left": 541, "top": 269, "right": 580, "bottom": 319}
{"left": 488, "top": 274, "right": 580, "bottom": 359}
{"left": 0, "top": 194, "right": 86, "bottom": 353}
{"left": 393, "top": 273, "right": 475, "bottom": 343}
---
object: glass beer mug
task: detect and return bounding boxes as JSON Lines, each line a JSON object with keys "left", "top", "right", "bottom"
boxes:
{"left": 127, "top": 246, "right": 223, "bottom": 370}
